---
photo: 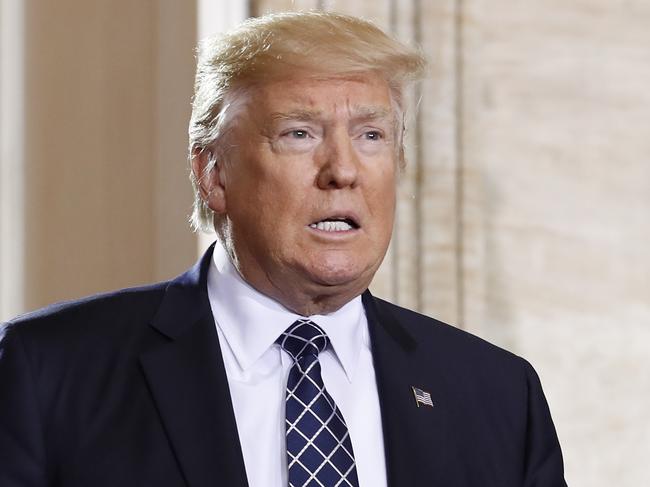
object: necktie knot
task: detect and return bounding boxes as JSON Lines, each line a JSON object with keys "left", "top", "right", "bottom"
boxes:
{"left": 277, "top": 319, "right": 328, "bottom": 362}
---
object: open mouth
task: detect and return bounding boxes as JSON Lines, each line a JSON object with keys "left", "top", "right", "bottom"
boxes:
{"left": 308, "top": 216, "right": 360, "bottom": 232}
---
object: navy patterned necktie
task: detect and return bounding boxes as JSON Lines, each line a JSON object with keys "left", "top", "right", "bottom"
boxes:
{"left": 277, "top": 319, "right": 360, "bottom": 487}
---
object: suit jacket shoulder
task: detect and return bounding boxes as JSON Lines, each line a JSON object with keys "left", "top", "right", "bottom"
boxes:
{"left": 3, "top": 282, "right": 167, "bottom": 351}
{"left": 0, "top": 249, "right": 249, "bottom": 487}
{"left": 368, "top": 294, "right": 530, "bottom": 384}
{"left": 364, "top": 292, "right": 567, "bottom": 487}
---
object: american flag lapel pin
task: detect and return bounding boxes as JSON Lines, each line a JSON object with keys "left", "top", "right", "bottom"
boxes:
{"left": 411, "top": 386, "right": 434, "bottom": 408}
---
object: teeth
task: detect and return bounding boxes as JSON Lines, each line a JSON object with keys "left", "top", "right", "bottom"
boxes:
{"left": 309, "top": 220, "right": 353, "bottom": 232}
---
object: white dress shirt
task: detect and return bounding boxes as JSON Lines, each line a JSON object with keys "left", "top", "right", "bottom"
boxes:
{"left": 207, "top": 243, "right": 387, "bottom": 487}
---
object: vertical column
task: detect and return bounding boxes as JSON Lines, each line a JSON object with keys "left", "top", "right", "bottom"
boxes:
{"left": 0, "top": 0, "right": 26, "bottom": 321}
{"left": 388, "top": 0, "right": 420, "bottom": 312}
{"left": 416, "top": 0, "right": 462, "bottom": 324}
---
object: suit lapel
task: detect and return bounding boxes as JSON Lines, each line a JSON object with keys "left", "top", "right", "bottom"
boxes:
{"left": 138, "top": 250, "right": 448, "bottom": 487}
{"left": 363, "top": 292, "right": 449, "bottom": 487}
{"left": 140, "top": 246, "right": 249, "bottom": 487}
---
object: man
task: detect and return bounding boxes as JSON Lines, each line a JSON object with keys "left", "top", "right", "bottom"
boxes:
{"left": 0, "top": 11, "right": 567, "bottom": 487}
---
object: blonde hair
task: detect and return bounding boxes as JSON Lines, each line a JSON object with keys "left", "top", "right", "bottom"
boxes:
{"left": 189, "top": 11, "right": 426, "bottom": 232}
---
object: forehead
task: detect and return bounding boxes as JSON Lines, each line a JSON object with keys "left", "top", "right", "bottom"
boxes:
{"left": 247, "top": 74, "right": 395, "bottom": 120}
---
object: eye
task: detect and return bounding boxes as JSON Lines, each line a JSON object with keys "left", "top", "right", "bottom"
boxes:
{"left": 363, "top": 130, "right": 384, "bottom": 141}
{"left": 284, "top": 129, "right": 310, "bottom": 139}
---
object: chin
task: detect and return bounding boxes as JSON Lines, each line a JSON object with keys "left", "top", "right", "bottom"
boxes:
{"left": 305, "top": 259, "right": 373, "bottom": 290}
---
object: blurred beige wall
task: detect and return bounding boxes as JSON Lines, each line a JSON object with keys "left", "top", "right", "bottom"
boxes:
{"left": 460, "top": 3, "right": 650, "bottom": 484}
{"left": 0, "top": 0, "right": 198, "bottom": 314}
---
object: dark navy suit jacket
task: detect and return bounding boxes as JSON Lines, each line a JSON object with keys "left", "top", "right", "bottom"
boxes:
{"left": 0, "top": 246, "right": 567, "bottom": 486}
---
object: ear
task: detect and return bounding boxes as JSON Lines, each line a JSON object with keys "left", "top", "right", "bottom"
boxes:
{"left": 191, "top": 148, "right": 227, "bottom": 214}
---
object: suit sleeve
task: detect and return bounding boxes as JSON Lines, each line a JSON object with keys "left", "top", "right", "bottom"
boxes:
{"left": 0, "top": 323, "right": 49, "bottom": 486}
{"left": 522, "top": 360, "right": 568, "bottom": 487}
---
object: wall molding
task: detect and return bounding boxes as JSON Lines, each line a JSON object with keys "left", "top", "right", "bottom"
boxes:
{"left": 0, "top": 0, "right": 25, "bottom": 320}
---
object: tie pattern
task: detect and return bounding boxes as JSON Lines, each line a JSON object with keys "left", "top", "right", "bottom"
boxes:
{"left": 277, "top": 319, "right": 360, "bottom": 487}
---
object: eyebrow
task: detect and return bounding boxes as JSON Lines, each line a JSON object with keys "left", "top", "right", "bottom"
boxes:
{"left": 270, "top": 109, "right": 322, "bottom": 122}
{"left": 269, "top": 105, "right": 394, "bottom": 123}
{"left": 351, "top": 106, "right": 393, "bottom": 121}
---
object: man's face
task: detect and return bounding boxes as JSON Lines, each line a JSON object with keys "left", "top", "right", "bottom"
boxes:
{"left": 205, "top": 73, "right": 399, "bottom": 314}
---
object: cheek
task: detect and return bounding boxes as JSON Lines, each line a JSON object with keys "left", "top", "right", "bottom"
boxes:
{"left": 373, "top": 186, "right": 398, "bottom": 240}
{"left": 369, "top": 169, "right": 397, "bottom": 209}
{"left": 245, "top": 181, "right": 311, "bottom": 241}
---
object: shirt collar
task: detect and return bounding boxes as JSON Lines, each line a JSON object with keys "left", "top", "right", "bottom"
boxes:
{"left": 207, "top": 242, "right": 365, "bottom": 382}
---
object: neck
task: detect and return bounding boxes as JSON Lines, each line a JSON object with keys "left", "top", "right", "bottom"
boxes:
{"left": 218, "top": 237, "right": 372, "bottom": 317}
{"left": 241, "top": 268, "right": 367, "bottom": 316}
{"left": 235, "top": 262, "right": 367, "bottom": 317}
{"left": 271, "top": 285, "right": 365, "bottom": 317}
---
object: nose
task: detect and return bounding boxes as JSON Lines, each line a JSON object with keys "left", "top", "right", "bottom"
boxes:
{"left": 316, "top": 129, "right": 359, "bottom": 189}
